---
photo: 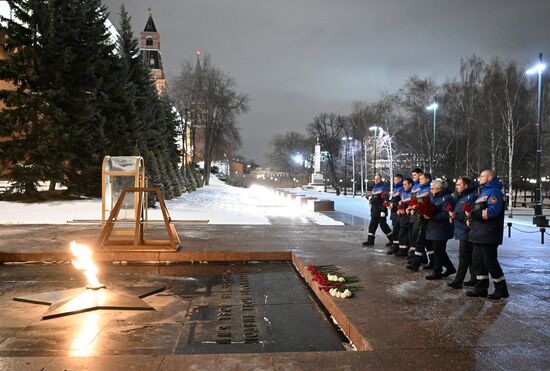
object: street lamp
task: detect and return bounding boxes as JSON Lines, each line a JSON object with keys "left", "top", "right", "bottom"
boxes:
{"left": 426, "top": 102, "right": 438, "bottom": 175}
{"left": 291, "top": 153, "right": 304, "bottom": 165}
{"left": 369, "top": 126, "right": 382, "bottom": 177}
{"left": 526, "top": 53, "right": 548, "bottom": 227}
{"left": 341, "top": 136, "right": 352, "bottom": 195}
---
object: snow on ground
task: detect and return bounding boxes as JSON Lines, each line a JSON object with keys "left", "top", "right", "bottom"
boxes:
{"left": 2, "top": 177, "right": 546, "bottom": 230}
{"left": 0, "top": 177, "right": 343, "bottom": 225}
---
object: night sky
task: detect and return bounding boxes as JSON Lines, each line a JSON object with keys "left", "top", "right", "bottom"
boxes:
{"left": 103, "top": 0, "right": 550, "bottom": 163}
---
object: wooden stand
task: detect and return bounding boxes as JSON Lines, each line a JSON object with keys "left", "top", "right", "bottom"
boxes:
{"left": 97, "top": 187, "right": 181, "bottom": 251}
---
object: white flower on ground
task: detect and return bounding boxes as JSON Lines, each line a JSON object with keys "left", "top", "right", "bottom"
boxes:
{"left": 329, "top": 288, "right": 336, "bottom": 296}
{"left": 342, "top": 289, "right": 353, "bottom": 298}
{"left": 338, "top": 277, "right": 345, "bottom": 282}
{"left": 336, "top": 291, "right": 342, "bottom": 298}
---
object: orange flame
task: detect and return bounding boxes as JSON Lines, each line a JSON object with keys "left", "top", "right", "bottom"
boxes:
{"left": 70, "top": 241, "right": 103, "bottom": 288}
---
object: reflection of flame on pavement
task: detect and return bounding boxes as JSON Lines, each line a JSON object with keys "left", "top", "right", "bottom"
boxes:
{"left": 70, "top": 241, "right": 104, "bottom": 289}
{"left": 70, "top": 312, "right": 100, "bottom": 357}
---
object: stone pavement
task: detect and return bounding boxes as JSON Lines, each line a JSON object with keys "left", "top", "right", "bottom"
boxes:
{"left": 0, "top": 220, "right": 548, "bottom": 370}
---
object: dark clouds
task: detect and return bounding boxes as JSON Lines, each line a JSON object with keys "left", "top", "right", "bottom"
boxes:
{"left": 103, "top": 0, "right": 550, "bottom": 163}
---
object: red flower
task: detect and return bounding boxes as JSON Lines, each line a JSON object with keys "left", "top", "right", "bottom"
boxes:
{"left": 409, "top": 199, "right": 418, "bottom": 208}
{"left": 462, "top": 203, "right": 471, "bottom": 213}
{"left": 397, "top": 204, "right": 404, "bottom": 210}
{"left": 446, "top": 204, "right": 453, "bottom": 212}
{"left": 383, "top": 201, "right": 391, "bottom": 208}
{"left": 416, "top": 197, "right": 437, "bottom": 217}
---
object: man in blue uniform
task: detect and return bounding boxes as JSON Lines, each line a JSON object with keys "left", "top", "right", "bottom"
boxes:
{"left": 406, "top": 172, "right": 432, "bottom": 271}
{"left": 448, "top": 177, "right": 478, "bottom": 289}
{"left": 424, "top": 179, "right": 456, "bottom": 280}
{"left": 387, "top": 174, "right": 404, "bottom": 254}
{"left": 362, "top": 174, "right": 393, "bottom": 246}
{"left": 396, "top": 178, "right": 413, "bottom": 257}
{"left": 407, "top": 168, "right": 423, "bottom": 259}
{"left": 465, "top": 170, "right": 508, "bottom": 300}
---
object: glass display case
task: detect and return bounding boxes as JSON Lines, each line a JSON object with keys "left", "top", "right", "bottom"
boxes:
{"left": 101, "top": 156, "right": 146, "bottom": 224}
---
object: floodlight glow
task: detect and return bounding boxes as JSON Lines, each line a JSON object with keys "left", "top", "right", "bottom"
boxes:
{"left": 426, "top": 103, "right": 439, "bottom": 111}
{"left": 292, "top": 153, "right": 304, "bottom": 164}
{"left": 526, "top": 63, "right": 546, "bottom": 75}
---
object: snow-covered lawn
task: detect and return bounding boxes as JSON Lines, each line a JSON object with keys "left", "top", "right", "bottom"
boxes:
{"left": 0, "top": 177, "right": 343, "bottom": 225}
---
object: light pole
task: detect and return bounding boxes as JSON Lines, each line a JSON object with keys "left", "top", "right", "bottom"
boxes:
{"left": 369, "top": 126, "right": 381, "bottom": 178}
{"left": 426, "top": 102, "right": 439, "bottom": 175}
{"left": 321, "top": 151, "right": 329, "bottom": 192}
{"left": 362, "top": 136, "right": 368, "bottom": 192}
{"left": 526, "top": 53, "right": 548, "bottom": 227}
{"left": 341, "top": 136, "right": 352, "bottom": 195}
{"left": 350, "top": 138, "right": 356, "bottom": 196}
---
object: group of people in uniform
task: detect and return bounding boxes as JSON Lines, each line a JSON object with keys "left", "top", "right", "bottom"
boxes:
{"left": 363, "top": 168, "right": 509, "bottom": 300}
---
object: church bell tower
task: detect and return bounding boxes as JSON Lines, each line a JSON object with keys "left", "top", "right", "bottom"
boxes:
{"left": 140, "top": 8, "right": 166, "bottom": 95}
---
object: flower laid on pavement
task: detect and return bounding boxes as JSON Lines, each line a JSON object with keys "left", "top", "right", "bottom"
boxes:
{"left": 307, "top": 264, "right": 361, "bottom": 299}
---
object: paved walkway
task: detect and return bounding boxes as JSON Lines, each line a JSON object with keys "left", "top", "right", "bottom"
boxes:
{"left": 0, "top": 217, "right": 548, "bottom": 370}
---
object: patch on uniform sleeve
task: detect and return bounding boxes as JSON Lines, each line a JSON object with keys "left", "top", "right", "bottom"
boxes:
{"left": 490, "top": 197, "right": 497, "bottom": 204}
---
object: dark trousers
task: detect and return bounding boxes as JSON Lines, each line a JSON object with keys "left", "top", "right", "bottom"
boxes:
{"left": 431, "top": 239, "right": 454, "bottom": 275}
{"left": 472, "top": 243, "right": 505, "bottom": 292}
{"left": 368, "top": 216, "right": 392, "bottom": 237}
{"left": 399, "top": 223, "right": 410, "bottom": 248}
{"left": 408, "top": 222, "right": 420, "bottom": 256}
{"left": 411, "top": 228, "right": 428, "bottom": 265}
{"left": 453, "top": 240, "right": 475, "bottom": 284}
{"left": 391, "top": 217, "right": 400, "bottom": 245}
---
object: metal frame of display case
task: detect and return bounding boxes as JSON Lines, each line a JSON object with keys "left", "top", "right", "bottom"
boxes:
{"left": 101, "top": 156, "right": 146, "bottom": 237}
{"left": 97, "top": 187, "right": 181, "bottom": 251}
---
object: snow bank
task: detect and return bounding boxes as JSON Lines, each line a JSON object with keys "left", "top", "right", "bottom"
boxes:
{"left": 0, "top": 177, "right": 343, "bottom": 225}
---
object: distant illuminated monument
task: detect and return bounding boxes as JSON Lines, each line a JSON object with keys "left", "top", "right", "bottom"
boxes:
{"left": 304, "top": 138, "right": 326, "bottom": 192}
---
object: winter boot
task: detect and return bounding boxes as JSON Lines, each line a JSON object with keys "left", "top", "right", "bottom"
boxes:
{"left": 442, "top": 266, "right": 457, "bottom": 277}
{"left": 488, "top": 279, "right": 509, "bottom": 300}
{"left": 466, "top": 289, "right": 488, "bottom": 297}
{"left": 397, "top": 246, "right": 408, "bottom": 257}
{"left": 447, "top": 281, "right": 463, "bottom": 289}
{"left": 362, "top": 234, "right": 375, "bottom": 247}
{"left": 384, "top": 233, "right": 394, "bottom": 247}
{"left": 406, "top": 253, "right": 423, "bottom": 272}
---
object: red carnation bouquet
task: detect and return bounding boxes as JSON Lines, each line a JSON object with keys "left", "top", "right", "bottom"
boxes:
{"left": 446, "top": 204, "right": 453, "bottom": 212}
{"left": 461, "top": 203, "right": 472, "bottom": 213}
{"left": 397, "top": 203, "right": 405, "bottom": 210}
{"left": 415, "top": 197, "right": 437, "bottom": 219}
{"left": 383, "top": 201, "right": 391, "bottom": 208}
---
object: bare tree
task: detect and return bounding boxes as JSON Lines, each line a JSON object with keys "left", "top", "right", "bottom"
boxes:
{"left": 171, "top": 54, "right": 249, "bottom": 185}
{"left": 266, "top": 131, "right": 308, "bottom": 177}
{"left": 307, "top": 113, "right": 347, "bottom": 187}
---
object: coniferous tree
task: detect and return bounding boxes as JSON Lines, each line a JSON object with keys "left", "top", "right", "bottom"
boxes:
{"left": 194, "top": 166, "right": 203, "bottom": 188}
{"left": 44, "top": 0, "right": 118, "bottom": 195}
{"left": 1, "top": 1, "right": 183, "bottom": 199}
{"left": 185, "top": 164, "right": 197, "bottom": 191}
{"left": 164, "top": 153, "right": 181, "bottom": 197}
{"left": 0, "top": 0, "right": 53, "bottom": 195}
{"left": 155, "top": 150, "right": 173, "bottom": 199}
